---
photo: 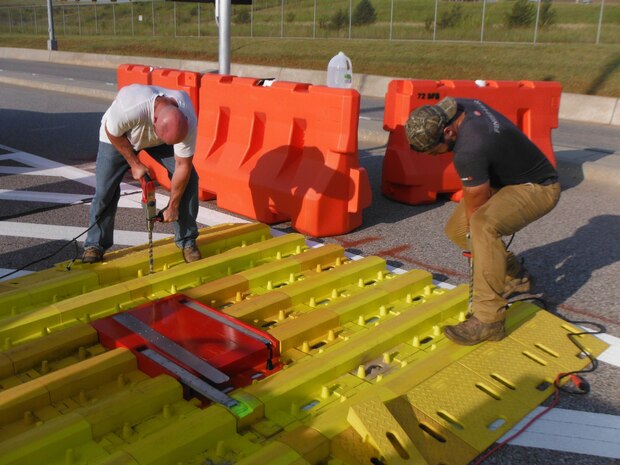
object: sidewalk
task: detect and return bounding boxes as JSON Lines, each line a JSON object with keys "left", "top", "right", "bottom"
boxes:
{"left": 1, "top": 47, "right": 619, "bottom": 188}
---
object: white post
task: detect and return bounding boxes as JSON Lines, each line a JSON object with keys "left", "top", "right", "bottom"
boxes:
{"left": 348, "top": 0, "right": 352, "bottom": 39}
{"left": 313, "top": 0, "right": 316, "bottom": 39}
{"left": 218, "top": 0, "right": 231, "bottom": 74}
{"left": 281, "top": 0, "right": 284, "bottom": 38}
{"left": 596, "top": 0, "right": 605, "bottom": 45}
{"left": 46, "top": 0, "right": 57, "bottom": 50}
{"left": 533, "top": 0, "right": 542, "bottom": 44}
{"left": 480, "top": 0, "right": 487, "bottom": 42}
{"left": 433, "top": 0, "right": 438, "bottom": 41}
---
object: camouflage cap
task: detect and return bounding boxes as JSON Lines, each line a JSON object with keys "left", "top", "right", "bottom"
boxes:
{"left": 405, "top": 97, "right": 458, "bottom": 152}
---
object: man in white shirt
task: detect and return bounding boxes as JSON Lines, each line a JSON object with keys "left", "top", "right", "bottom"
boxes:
{"left": 82, "top": 84, "right": 201, "bottom": 264}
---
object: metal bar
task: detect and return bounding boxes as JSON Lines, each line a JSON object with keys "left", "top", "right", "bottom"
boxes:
{"left": 182, "top": 299, "right": 273, "bottom": 347}
{"left": 112, "top": 312, "right": 229, "bottom": 384}
{"left": 141, "top": 348, "right": 238, "bottom": 408}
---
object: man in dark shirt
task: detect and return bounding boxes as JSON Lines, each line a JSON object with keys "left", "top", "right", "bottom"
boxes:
{"left": 405, "top": 97, "right": 560, "bottom": 345}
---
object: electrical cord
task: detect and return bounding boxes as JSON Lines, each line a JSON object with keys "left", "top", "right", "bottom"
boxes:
{"left": 0, "top": 188, "right": 142, "bottom": 281}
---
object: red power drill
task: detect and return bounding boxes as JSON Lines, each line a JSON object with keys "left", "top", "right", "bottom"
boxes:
{"left": 141, "top": 174, "right": 165, "bottom": 273}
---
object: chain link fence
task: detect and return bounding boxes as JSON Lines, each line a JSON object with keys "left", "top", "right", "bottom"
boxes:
{"left": 0, "top": 0, "right": 618, "bottom": 45}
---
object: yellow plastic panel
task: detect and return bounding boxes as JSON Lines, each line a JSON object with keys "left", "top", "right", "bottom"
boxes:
{"left": 77, "top": 375, "right": 183, "bottom": 439}
{"left": 6, "top": 324, "right": 98, "bottom": 374}
{"left": 405, "top": 361, "right": 530, "bottom": 451}
{"left": 0, "top": 381, "right": 50, "bottom": 427}
{"left": 347, "top": 396, "right": 428, "bottom": 465}
{"left": 0, "top": 306, "right": 63, "bottom": 349}
{"left": 506, "top": 304, "right": 609, "bottom": 370}
{"left": 0, "top": 413, "right": 102, "bottom": 465}
{"left": 275, "top": 425, "right": 330, "bottom": 464}
{"left": 458, "top": 336, "right": 561, "bottom": 409}
{"left": 385, "top": 396, "right": 480, "bottom": 465}
{"left": 118, "top": 407, "right": 236, "bottom": 465}
{"left": 42, "top": 348, "right": 136, "bottom": 402}
{"left": 234, "top": 441, "right": 307, "bottom": 465}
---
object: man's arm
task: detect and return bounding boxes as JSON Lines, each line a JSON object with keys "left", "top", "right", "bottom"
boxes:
{"left": 105, "top": 126, "right": 149, "bottom": 180}
{"left": 462, "top": 181, "right": 492, "bottom": 227}
{"left": 162, "top": 154, "right": 193, "bottom": 223}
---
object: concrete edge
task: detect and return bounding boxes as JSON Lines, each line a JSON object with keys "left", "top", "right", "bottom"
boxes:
{"left": 3, "top": 47, "right": 619, "bottom": 127}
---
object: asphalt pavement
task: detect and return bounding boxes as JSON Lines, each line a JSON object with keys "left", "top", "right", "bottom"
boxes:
{"left": 0, "top": 54, "right": 619, "bottom": 465}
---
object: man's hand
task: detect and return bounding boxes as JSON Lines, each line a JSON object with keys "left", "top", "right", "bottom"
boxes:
{"left": 161, "top": 204, "right": 179, "bottom": 223}
{"left": 105, "top": 126, "right": 150, "bottom": 180}
{"left": 131, "top": 163, "right": 150, "bottom": 181}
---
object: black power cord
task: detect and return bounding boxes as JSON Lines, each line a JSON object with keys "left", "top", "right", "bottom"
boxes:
{"left": 0, "top": 188, "right": 142, "bottom": 281}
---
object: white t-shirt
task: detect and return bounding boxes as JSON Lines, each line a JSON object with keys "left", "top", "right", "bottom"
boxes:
{"left": 99, "top": 84, "right": 197, "bottom": 158}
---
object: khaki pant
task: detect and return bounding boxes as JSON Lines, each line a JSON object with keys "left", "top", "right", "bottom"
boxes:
{"left": 444, "top": 182, "right": 561, "bottom": 323}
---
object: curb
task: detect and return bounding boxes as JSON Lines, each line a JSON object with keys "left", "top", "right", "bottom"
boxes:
{"left": 1, "top": 47, "right": 619, "bottom": 127}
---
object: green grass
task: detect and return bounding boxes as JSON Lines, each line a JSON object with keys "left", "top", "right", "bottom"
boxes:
{"left": 1, "top": 1, "right": 619, "bottom": 97}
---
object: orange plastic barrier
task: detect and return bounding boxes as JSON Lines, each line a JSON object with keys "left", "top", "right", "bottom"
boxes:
{"left": 116, "top": 63, "right": 152, "bottom": 89}
{"left": 382, "top": 79, "right": 562, "bottom": 205}
{"left": 116, "top": 64, "right": 213, "bottom": 200}
{"left": 151, "top": 68, "right": 201, "bottom": 114}
{"left": 194, "top": 74, "right": 372, "bottom": 237}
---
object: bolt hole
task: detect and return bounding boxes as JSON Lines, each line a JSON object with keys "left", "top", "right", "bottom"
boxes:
{"left": 418, "top": 423, "right": 446, "bottom": 443}
{"left": 386, "top": 432, "right": 409, "bottom": 459}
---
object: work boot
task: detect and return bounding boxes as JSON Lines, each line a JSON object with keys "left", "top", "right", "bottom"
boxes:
{"left": 503, "top": 268, "right": 534, "bottom": 298}
{"left": 82, "top": 247, "right": 103, "bottom": 264}
{"left": 443, "top": 316, "right": 506, "bottom": 346}
{"left": 182, "top": 245, "right": 202, "bottom": 263}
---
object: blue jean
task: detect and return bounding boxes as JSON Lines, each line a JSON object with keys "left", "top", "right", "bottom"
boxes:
{"left": 84, "top": 142, "right": 199, "bottom": 251}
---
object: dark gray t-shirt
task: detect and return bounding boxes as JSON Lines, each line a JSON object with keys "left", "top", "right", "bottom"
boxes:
{"left": 452, "top": 98, "right": 557, "bottom": 189}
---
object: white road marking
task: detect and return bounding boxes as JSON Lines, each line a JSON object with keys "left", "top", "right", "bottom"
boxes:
{"left": 0, "top": 221, "right": 169, "bottom": 245}
{"left": 0, "top": 190, "right": 91, "bottom": 204}
{"left": 501, "top": 407, "right": 620, "bottom": 459}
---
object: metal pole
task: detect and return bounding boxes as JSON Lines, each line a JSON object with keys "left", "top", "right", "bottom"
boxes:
{"left": 596, "top": 0, "right": 605, "bottom": 45}
{"left": 250, "top": 0, "right": 253, "bottom": 38}
{"left": 131, "top": 2, "right": 134, "bottom": 36}
{"left": 112, "top": 4, "right": 116, "bottom": 36}
{"left": 218, "top": 0, "right": 231, "bottom": 74}
{"left": 95, "top": 3, "right": 98, "bottom": 35}
{"left": 152, "top": 0, "right": 155, "bottom": 36}
{"left": 62, "top": 6, "right": 65, "bottom": 35}
{"left": 533, "top": 0, "right": 541, "bottom": 44}
{"left": 389, "top": 0, "right": 394, "bottom": 40}
{"left": 313, "top": 0, "right": 316, "bottom": 39}
{"left": 174, "top": 1, "right": 176, "bottom": 37}
{"left": 198, "top": 3, "right": 200, "bottom": 37}
{"left": 480, "top": 0, "right": 486, "bottom": 42}
{"left": 8, "top": 9, "right": 12, "bottom": 34}
{"left": 34, "top": 7, "right": 37, "bottom": 35}
{"left": 348, "top": 0, "right": 352, "bottom": 39}
{"left": 77, "top": 4, "right": 81, "bottom": 36}
{"left": 46, "top": 0, "right": 57, "bottom": 50}
{"left": 433, "top": 0, "right": 438, "bottom": 41}
{"left": 281, "top": 0, "right": 284, "bottom": 38}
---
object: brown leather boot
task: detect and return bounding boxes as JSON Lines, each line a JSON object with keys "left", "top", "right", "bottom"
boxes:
{"left": 82, "top": 247, "right": 103, "bottom": 264}
{"left": 443, "top": 316, "right": 505, "bottom": 346}
{"left": 182, "top": 245, "right": 202, "bottom": 263}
